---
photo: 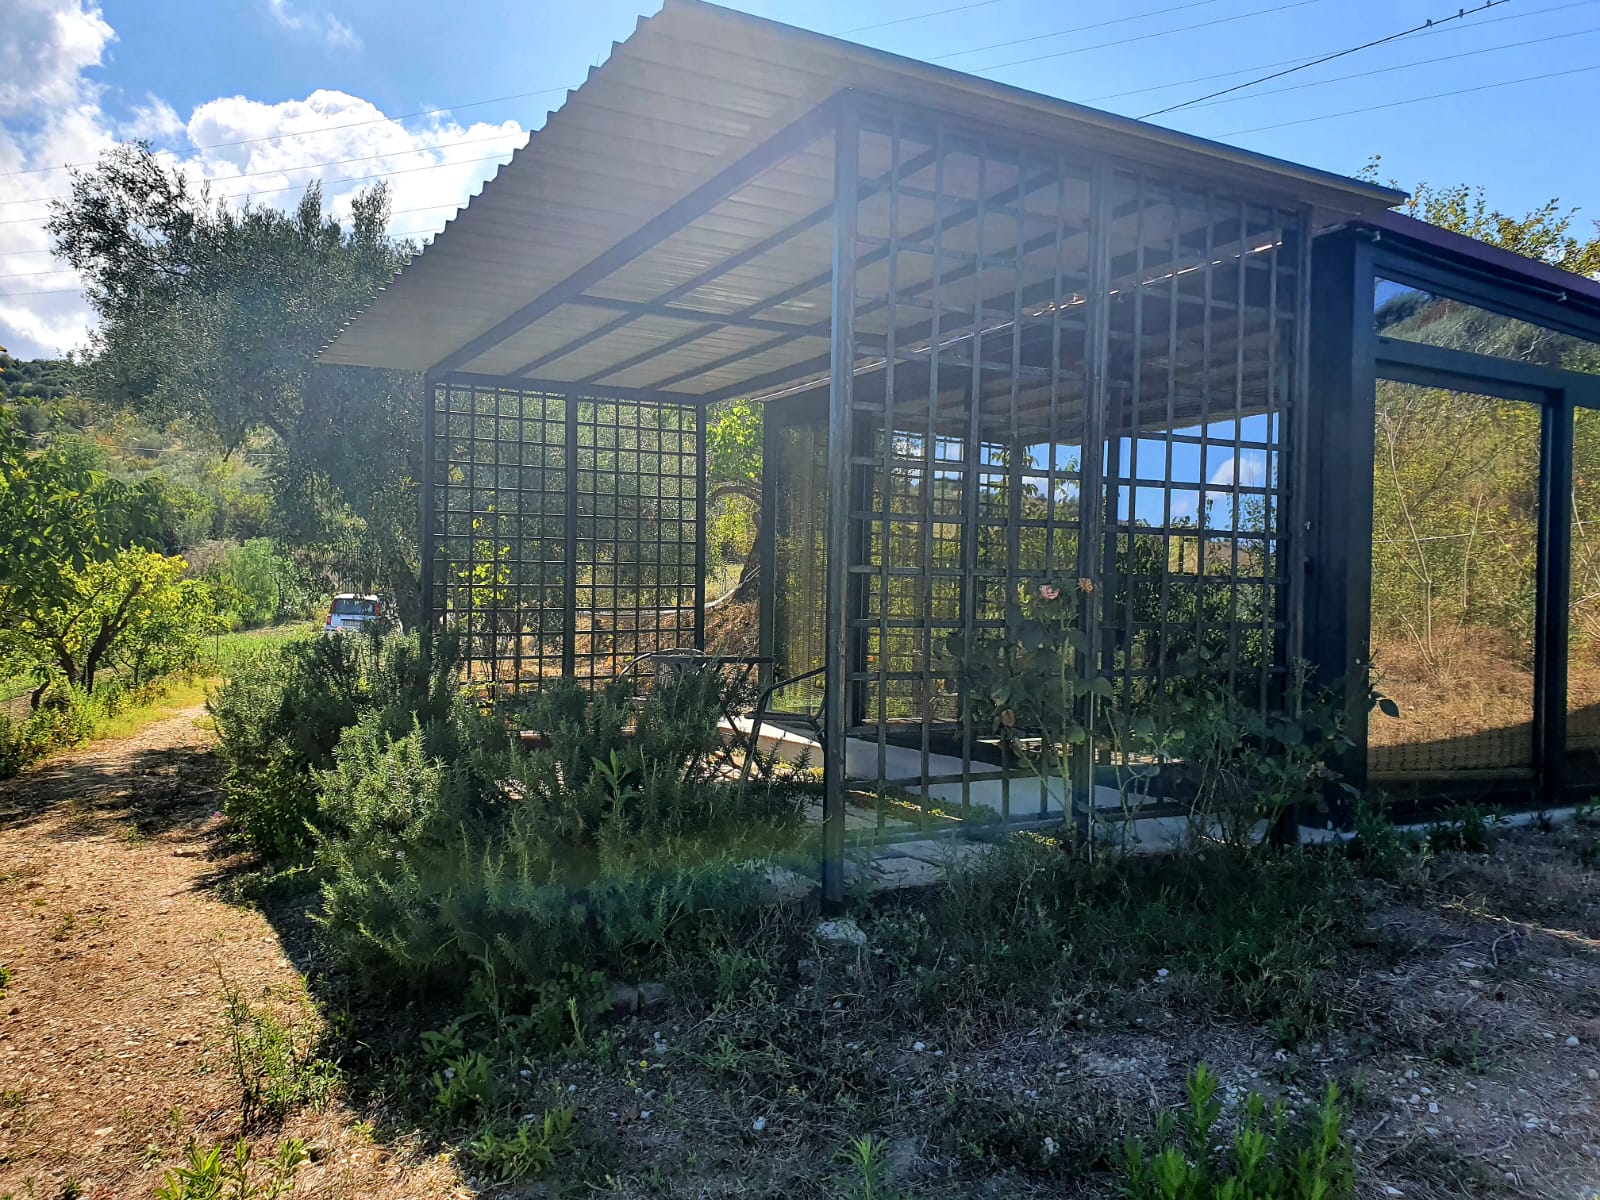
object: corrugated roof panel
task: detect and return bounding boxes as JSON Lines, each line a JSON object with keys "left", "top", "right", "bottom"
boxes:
{"left": 318, "top": 0, "right": 1402, "bottom": 389}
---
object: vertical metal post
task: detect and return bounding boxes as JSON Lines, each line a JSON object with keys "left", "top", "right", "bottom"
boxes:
{"left": 1072, "top": 160, "right": 1115, "bottom": 833}
{"left": 694, "top": 409, "right": 708, "bottom": 651}
{"left": 563, "top": 393, "right": 579, "bottom": 679}
{"left": 822, "top": 99, "right": 860, "bottom": 910}
{"left": 420, "top": 374, "right": 439, "bottom": 664}
{"left": 1537, "top": 393, "right": 1573, "bottom": 804}
{"left": 757, "top": 405, "right": 779, "bottom": 682}
{"left": 1304, "top": 229, "right": 1376, "bottom": 804}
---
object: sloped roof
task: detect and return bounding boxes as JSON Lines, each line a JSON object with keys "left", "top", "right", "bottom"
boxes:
{"left": 318, "top": 0, "right": 1402, "bottom": 393}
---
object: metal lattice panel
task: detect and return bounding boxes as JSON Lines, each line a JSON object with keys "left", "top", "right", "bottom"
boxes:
{"left": 428, "top": 379, "right": 703, "bottom": 690}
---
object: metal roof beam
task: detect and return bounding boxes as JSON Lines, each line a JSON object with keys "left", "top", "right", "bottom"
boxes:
{"left": 437, "top": 371, "right": 705, "bottom": 406}
{"left": 428, "top": 96, "right": 840, "bottom": 377}
{"left": 504, "top": 128, "right": 938, "bottom": 380}
{"left": 554, "top": 144, "right": 942, "bottom": 386}
{"left": 567, "top": 294, "right": 826, "bottom": 336}
{"left": 616, "top": 162, "right": 1066, "bottom": 393}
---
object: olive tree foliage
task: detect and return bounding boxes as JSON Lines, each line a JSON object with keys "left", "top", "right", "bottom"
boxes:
{"left": 0, "top": 406, "right": 220, "bottom": 698}
{"left": 704, "top": 398, "right": 763, "bottom": 600}
{"left": 47, "top": 143, "right": 424, "bottom": 614}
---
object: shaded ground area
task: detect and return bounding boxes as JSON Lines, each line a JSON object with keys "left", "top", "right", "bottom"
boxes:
{"left": 0, "top": 708, "right": 461, "bottom": 1199}
{"left": 4, "top": 711, "right": 1600, "bottom": 1197}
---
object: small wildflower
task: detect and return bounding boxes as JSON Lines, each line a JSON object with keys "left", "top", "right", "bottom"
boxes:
{"left": 1077, "top": 576, "right": 1095, "bottom": 594}
{"left": 752, "top": 1116, "right": 768, "bottom": 1133}
{"left": 1038, "top": 583, "right": 1061, "bottom": 601}
{"left": 1043, "top": 1136, "right": 1058, "bottom": 1158}
{"left": 443, "top": 1068, "right": 456, "bottom": 1081}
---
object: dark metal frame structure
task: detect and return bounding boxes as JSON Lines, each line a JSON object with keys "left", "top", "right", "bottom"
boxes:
{"left": 408, "top": 90, "right": 1327, "bottom": 903}
{"left": 320, "top": 1, "right": 1600, "bottom": 907}
{"left": 1306, "top": 219, "right": 1600, "bottom": 813}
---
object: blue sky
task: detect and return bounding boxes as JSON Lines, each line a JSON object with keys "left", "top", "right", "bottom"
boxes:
{"left": 3, "top": 0, "right": 1598, "bottom": 358}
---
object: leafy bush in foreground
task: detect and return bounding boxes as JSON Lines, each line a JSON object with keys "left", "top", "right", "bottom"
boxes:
{"left": 311, "top": 668, "right": 807, "bottom": 999}
{"left": 208, "top": 629, "right": 448, "bottom": 859}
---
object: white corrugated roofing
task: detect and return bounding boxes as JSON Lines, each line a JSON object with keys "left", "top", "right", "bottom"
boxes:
{"left": 317, "top": 0, "right": 1402, "bottom": 392}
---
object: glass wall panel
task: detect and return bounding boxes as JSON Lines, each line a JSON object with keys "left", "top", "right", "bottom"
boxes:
{"left": 1568, "top": 406, "right": 1600, "bottom": 788}
{"left": 1368, "top": 381, "right": 1539, "bottom": 780}
{"left": 1375, "top": 278, "right": 1600, "bottom": 373}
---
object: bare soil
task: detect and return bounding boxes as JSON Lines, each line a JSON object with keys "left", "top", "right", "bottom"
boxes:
{"left": 0, "top": 708, "right": 463, "bottom": 1199}
{"left": 5, "top": 709, "right": 1600, "bottom": 1198}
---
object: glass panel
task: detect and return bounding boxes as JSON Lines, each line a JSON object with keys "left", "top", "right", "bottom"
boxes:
{"left": 770, "top": 411, "right": 828, "bottom": 714}
{"left": 1375, "top": 277, "right": 1600, "bottom": 373}
{"left": 1568, "top": 407, "right": 1600, "bottom": 787}
{"left": 1368, "top": 381, "right": 1539, "bottom": 780}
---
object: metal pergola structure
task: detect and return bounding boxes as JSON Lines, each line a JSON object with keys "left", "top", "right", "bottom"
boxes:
{"left": 320, "top": 0, "right": 1600, "bottom": 902}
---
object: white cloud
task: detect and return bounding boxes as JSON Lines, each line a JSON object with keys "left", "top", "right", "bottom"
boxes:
{"left": 265, "top": 0, "right": 361, "bottom": 51}
{"left": 0, "top": 0, "right": 112, "bottom": 116}
{"left": 0, "top": 1, "right": 527, "bottom": 360}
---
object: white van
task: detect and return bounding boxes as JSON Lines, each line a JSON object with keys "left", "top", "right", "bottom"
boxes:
{"left": 324, "top": 593, "right": 387, "bottom": 634}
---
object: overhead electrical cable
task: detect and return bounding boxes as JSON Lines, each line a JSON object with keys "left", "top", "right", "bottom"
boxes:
{"left": 1140, "top": 0, "right": 1508, "bottom": 117}
{"left": 1215, "top": 61, "right": 1600, "bottom": 134}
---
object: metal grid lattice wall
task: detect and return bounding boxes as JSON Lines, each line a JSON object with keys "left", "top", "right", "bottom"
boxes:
{"left": 428, "top": 378, "right": 704, "bottom": 689}
{"left": 818, "top": 101, "right": 1310, "bottom": 831}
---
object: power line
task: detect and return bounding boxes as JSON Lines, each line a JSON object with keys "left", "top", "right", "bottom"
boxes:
{"left": 972, "top": 0, "right": 1325, "bottom": 73}
{"left": 1084, "top": 0, "right": 1600, "bottom": 102}
{"left": 1174, "top": 23, "right": 1600, "bottom": 111}
{"left": 928, "top": 0, "right": 1229, "bottom": 62}
{"left": 1217, "top": 61, "right": 1600, "bottom": 134}
{"left": 1141, "top": 0, "right": 1508, "bottom": 118}
{"left": 841, "top": 0, "right": 1011, "bottom": 35}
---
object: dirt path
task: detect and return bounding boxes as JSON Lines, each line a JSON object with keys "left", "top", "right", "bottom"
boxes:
{"left": 0, "top": 708, "right": 460, "bottom": 1199}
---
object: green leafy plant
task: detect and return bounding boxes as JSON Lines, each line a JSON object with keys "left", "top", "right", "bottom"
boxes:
{"left": 219, "top": 973, "right": 338, "bottom": 1125}
{"left": 432, "top": 1049, "right": 502, "bottom": 1121}
{"left": 209, "top": 627, "right": 453, "bottom": 860}
{"left": 834, "top": 1134, "right": 907, "bottom": 1200}
{"left": 1118, "top": 1064, "right": 1353, "bottom": 1200}
{"left": 467, "top": 1106, "right": 576, "bottom": 1184}
{"left": 153, "top": 1138, "right": 308, "bottom": 1200}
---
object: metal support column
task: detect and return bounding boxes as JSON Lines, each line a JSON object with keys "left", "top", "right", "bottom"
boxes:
{"left": 562, "top": 394, "right": 579, "bottom": 679}
{"left": 694, "top": 413, "right": 708, "bottom": 651}
{"left": 822, "top": 99, "right": 860, "bottom": 910}
{"left": 419, "top": 373, "right": 439, "bottom": 667}
{"left": 1072, "top": 160, "right": 1115, "bottom": 836}
{"left": 1304, "top": 229, "right": 1377, "bottom": 802}
{"left": 1537, "top": 396, "right": 1574, "bottom": 805}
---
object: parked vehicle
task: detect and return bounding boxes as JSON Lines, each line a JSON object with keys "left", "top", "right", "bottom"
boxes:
{"left": 324, "top": 593, "right": 392, "bottom": 634}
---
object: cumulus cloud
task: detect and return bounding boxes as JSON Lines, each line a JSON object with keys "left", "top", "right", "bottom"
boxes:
{"left": 265, "top": 0, "right": 361, "bottom": 51}
{"left": 0, "top": 0, "right": 527, "bottom": 359}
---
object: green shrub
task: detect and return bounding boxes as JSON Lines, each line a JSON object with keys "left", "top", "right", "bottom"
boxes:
{"left": 313, "top": 671, "right": 807, "bottom": 1000}
{"left": 209, "top": 629, "right": 452, "bottom": 860}
{"left": 1118, "top": 1064, "right": 1353, "bottom": 1200}
{"left": 0, "top": 681, "right": 101, "bottom": 779}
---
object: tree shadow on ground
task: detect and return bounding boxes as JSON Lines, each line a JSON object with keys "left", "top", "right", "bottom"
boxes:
{"left": 0, "top": 740, "right": 225, "bottom": 842}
